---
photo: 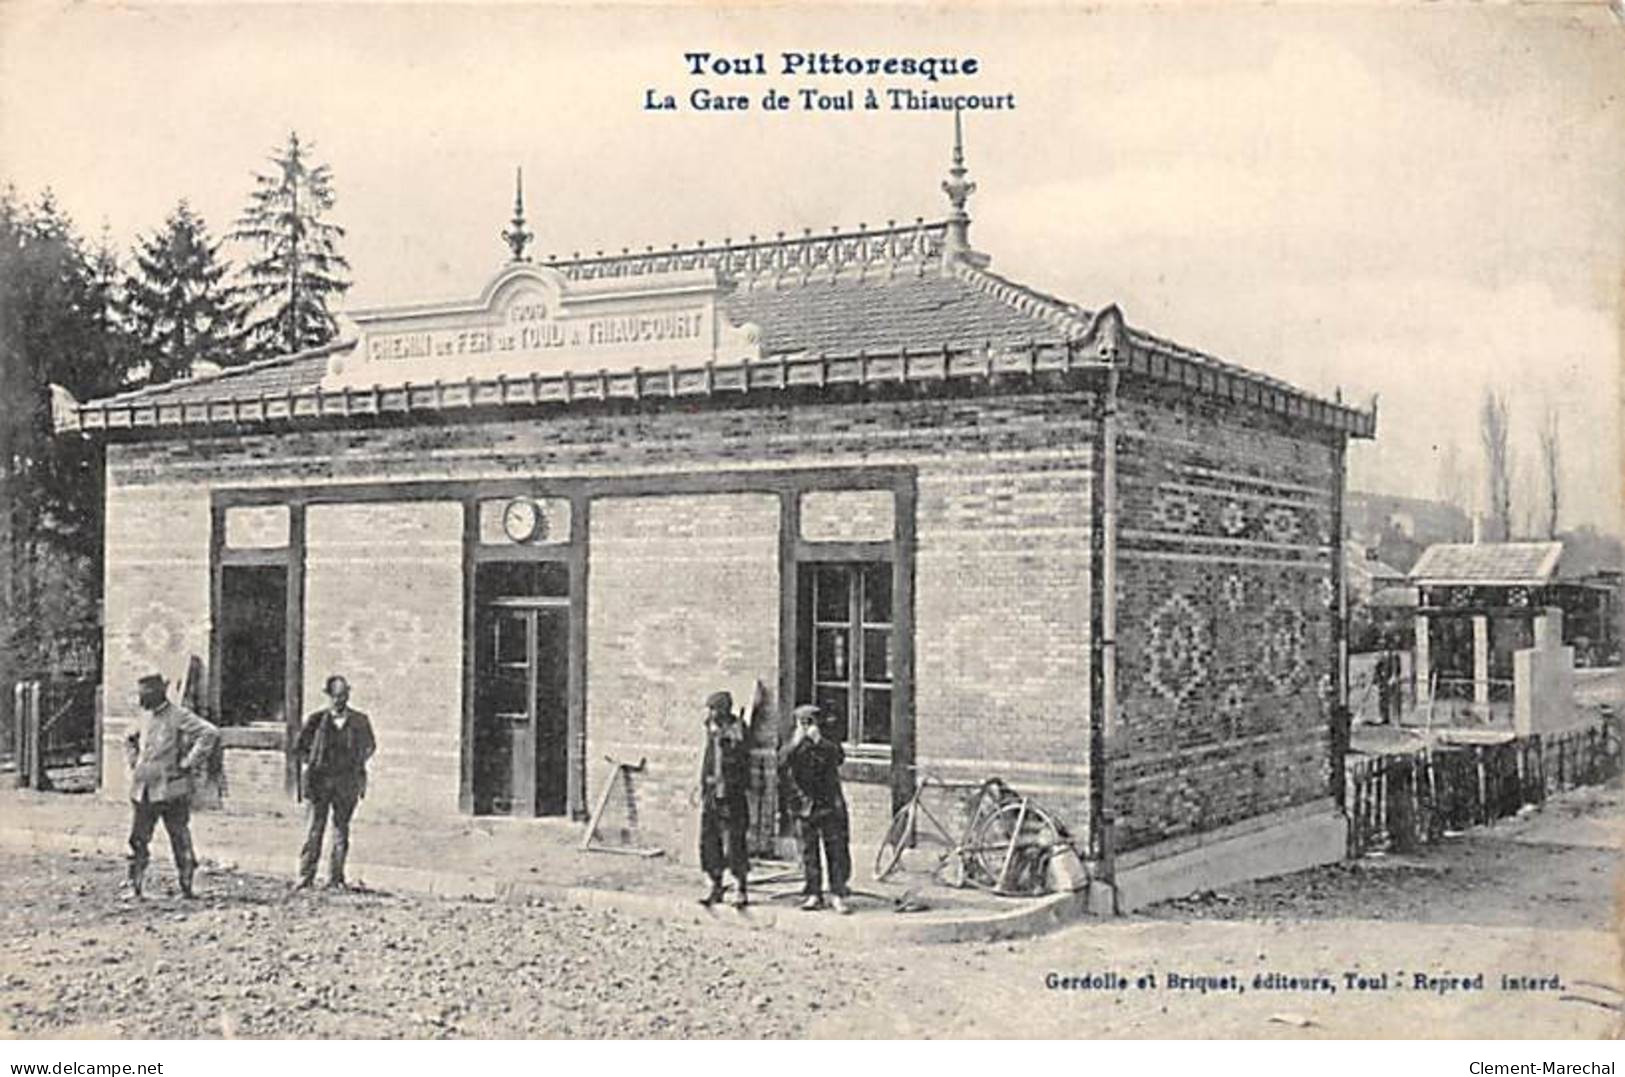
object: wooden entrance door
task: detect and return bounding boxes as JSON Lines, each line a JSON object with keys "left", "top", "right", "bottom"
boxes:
{"left": 474, "top": 599, "right": 569, "bottom": 815}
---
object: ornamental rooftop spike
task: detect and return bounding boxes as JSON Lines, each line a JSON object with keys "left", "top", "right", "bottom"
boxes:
{"left": 942, "top": 106, "right": 976, "bottom": 252}
{"left": 502, "top": 167, "right": 533, "bottom": 263}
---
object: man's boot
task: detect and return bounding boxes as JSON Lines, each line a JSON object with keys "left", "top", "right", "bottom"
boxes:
{"left": 699, "top": 876, "right": 725, "bottom": 907}
{"left": 178, "top": 864, "right": 196, "bottom": 900}
{"left": 125, "top": 860, "right": 145, "bottom": 899}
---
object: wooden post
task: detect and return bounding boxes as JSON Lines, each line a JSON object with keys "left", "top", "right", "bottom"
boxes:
{"left": 11, "top": 681, "right": 25, "bottom": 789}
{"left": 24, "top": 681, "right": 42, "bottom": 790}
{"left": 1474, "top": 746, "right": 1488, "bottom": 826}
{"left": 1390, "top": 756, "right": 1418, "bottom": 854}
{"left": 93, "top": 683, "right": 104, "bottom": 791}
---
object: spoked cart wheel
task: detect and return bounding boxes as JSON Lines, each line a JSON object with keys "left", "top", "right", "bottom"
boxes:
{"left": 971, "top": 799, "right": 1071, "bottom": 896}
{"left": 873, "top": 803, "right": 915, "bottom": 881}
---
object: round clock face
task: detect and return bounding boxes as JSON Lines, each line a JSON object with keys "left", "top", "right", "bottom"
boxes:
{"left": 502, "top": 498, "right": 542, "bottom": 543}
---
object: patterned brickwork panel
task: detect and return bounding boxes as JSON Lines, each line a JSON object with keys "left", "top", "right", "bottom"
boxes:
{"left": 100, "top": 479, "right": 213, "bottom": 800}
{"left": 585, "top": 493, "right": 780, "bottom": 861}
{"left": 913, "top": 456, "right": 1094, "bottom": 837}
{"left": 303, "top": 501, "right": 465, "bottom": 818}
{"left": 1112, "top": 388, "right": 1337, "bottom": 851}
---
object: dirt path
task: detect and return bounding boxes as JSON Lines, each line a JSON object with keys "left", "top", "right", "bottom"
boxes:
{"left": 818, "top": 788, "right": 1624, "bottom": 1038}
{"left": 2, "top": 787, "right": 1619, "bottom": 1039}
{"left": 0, "top": 852, "right": 883, "bottom": 1039}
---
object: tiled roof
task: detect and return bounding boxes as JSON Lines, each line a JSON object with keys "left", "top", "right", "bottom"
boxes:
{"left": 88, "top": 343, "right": 351, "bottom": 409}
{"left": 726, "top": 267, "right": 1067, "bottom": 357}
{"left": 83, "top": 238, "right": 1068, "bottom": 410}
{"left": 59, "top": 218, "right": 1376, "bottom": 438}
{"left": 1409, "top": 542, "right": 1564, "bottom": 584}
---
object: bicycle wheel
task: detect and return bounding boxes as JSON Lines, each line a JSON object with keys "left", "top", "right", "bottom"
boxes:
{"left": 873, "top": 802, "right": 915, "bottom": 881}
{"left": 971, "top": 800, "right": 1069, "bottom": 896}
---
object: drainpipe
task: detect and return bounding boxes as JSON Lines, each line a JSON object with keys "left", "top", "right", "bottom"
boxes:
{"left": 1099, "top": 362, "right": 1120, "bottom": 909}
{"left": 1332, "top": 436, "right": 1351, "bottom": 811}
{"left": 1085, "top": 311, "right": 1123, "bottom": 915}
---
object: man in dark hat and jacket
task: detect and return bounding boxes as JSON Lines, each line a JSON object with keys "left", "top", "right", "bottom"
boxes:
{"left": 294, "top": 674, "right": 376, "bottom": 890}
{"left": 697, "top": 689, "right": 751, "bottom": 907}
{"left": 780, "top": 703, "right": 852, "bottom": 914}
{"left": 124, "top": 672, "right": 220, "bottom": 899}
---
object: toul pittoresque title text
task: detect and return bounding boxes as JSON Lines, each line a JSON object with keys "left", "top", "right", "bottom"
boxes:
{"left": 644, "top": 51, "right": 1017, "bottom": 113}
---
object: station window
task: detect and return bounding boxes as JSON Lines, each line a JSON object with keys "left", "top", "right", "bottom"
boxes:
{"left": 798, "top": 561, "right": 894, "bottom": 748}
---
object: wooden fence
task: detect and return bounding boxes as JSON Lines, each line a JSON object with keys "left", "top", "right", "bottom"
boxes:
{"left": 1346, "top": 714, "right": 1622, "bottom": 857}
{"left": 11, "top": 677, "right": 100, "bottom": 791}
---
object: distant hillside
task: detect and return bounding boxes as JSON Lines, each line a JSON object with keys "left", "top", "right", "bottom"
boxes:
{"left": 1556, "top": 525, "right": 1625, "bottom": 578}
{"left": 1346, "top": 491, "right": 1472, "bottom": 572}
{"left": 1346, "top": 491, "right": 1622, "bottom": 578}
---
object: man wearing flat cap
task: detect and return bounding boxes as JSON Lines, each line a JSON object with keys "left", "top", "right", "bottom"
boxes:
{"left": 697, "top": 689, "right": 751, "bottom": 907}
{"left": 124, "top": 672, "right": 220, "bottom": 899}
{"left": 780, "top": 703, "right": 853, "bottom": 913}
{"left": 294, "top": 674, "right": 376, "bottom": 890}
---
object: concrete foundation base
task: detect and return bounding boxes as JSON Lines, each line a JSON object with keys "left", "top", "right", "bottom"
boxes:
{"left": 1109, "top": 798, "right": 1347, "bottom": 912}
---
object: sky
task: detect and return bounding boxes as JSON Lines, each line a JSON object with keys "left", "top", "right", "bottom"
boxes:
{"left": 2, "top": 2, "right": 1621, "bottom": 533}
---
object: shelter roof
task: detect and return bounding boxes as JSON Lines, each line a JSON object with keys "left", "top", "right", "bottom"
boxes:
{"left": 1409, "top": 542, "right": 1564, "bottom": 585}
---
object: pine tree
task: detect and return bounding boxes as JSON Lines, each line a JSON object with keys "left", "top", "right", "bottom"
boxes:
{"left": 125, "top": 201, "right": 245, "bottom": 384}
{"left": 230, "top": 131, "right": 351, "bottom": 357}
{"left": 0, "top": 188, "right": 141, "bottom": 687}
{"left": 86, "top": 223, "right": 139, "bottom": 391}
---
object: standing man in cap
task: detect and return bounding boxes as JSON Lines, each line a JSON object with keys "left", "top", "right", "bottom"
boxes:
{"left": 124, "top": 672, "right": 220, "bottom": 899}
{"left": 780, "top": 703, "right": 853, "bottom": 914}
{"left": 293, "top": 674, "right": 376, "bottom": 890}
{"left": 697, "top": 689, "right": 751, "bottom": 907}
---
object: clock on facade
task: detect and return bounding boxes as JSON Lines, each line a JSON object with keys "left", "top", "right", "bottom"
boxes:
{"left": 501, "top": 497, "right": 546, "bottom": 543}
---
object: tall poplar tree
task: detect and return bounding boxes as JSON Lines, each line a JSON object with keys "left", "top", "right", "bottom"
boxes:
{"left": 1479, "top": 389, "right": 1513, "bottom": 542}
{"left": 125, "top": 201, "right": 246, "bottom": 384}
{"left": 230, "top": 131, "right": 351, "bottom": 357}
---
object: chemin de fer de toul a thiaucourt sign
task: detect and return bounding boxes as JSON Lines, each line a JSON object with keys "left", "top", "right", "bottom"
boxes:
{"left": 322, "top": 262, "right": 764, "bottom": 391}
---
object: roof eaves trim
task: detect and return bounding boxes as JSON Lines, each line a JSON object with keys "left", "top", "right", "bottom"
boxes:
{"left": 54, "top": 338, "right": 1108, "bottom": 436}
{"left": 953, "top": 262, "right": 1373, "bottom": 437}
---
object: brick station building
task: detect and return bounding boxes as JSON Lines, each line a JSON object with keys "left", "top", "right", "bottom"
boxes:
{"left": 55, "top": 144, "right": 1375, "bottom": 908}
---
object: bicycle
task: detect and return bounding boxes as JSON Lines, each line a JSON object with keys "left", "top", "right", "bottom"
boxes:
{"left": 872, "top": 773, "right": 1020, "bottom": 886}
{"left": 972, "top": 794, "right": 1075, "bottom": 896}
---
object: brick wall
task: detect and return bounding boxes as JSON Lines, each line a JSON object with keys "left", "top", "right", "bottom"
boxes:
{"left": 800, "top": 489, "right": 895, "bottom": 543}
{"left": 914, "top": 456, "right": 1095, "bottom": 840}
{"left": 101, "top": 391, "right": 1106, "bottom": 849}
{"left": 217, "top": 726, "right": 292, "bottom": 816}
{"left": 99, "top": 482, "right": 212, "bottom": 800}
{"left": 1111, "top": 381, "right": 1339, "bottom": 851}
{"left": 303, "top": 501, "right": 464, "bottom": 819}
{"left": 585, "top": 493, "right": 780, "bottom": 861}
{"left": 104, "top": 393, "right": 1102, "bottom": 490}
{"left": 98, "top": 382, "right": 1344, "bottom": 860}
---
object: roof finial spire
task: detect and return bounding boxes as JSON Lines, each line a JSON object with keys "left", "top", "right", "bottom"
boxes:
{"left": 942, "top": 107, "right": 977, "bottom": 261}
{"left": 502, "top": 166, "right": 533, "bottom": 263}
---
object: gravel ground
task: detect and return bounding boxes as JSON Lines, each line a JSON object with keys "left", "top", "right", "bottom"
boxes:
{"left": 2, "top": 786, "right": 1618, "bottom": 1039}
{"left": 1143, "top": 836, "right": 1614, "bottom": 930}
{"left": 0, "top": 853, "right": 880, "bottom": 1039}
